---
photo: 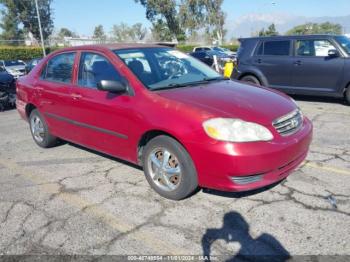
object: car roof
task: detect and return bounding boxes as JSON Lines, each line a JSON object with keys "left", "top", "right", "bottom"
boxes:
{"left": 53, "top": 43, "right": 166, "bottom": 53}
{"left": 239, "top": 34, "right": 342, "bottom": 42}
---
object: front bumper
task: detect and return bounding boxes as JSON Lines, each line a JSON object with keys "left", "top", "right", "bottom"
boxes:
{"left": 186, "top": 117, "right": 313, "bottom": 192}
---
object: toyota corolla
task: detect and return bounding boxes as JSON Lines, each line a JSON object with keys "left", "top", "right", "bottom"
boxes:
{"left": 16, "top": 44, "right": 313, "bottom": 200}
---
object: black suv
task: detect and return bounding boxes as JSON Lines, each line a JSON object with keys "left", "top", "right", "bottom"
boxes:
{"left": 232, "top": 35, "right": 350, "bottom": 104}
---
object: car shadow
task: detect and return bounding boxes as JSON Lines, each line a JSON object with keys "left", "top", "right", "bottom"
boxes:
{"left": 202, "top": 211, "right": 290, "bottom": 261}
{"left": 290, "top": 94, "right": 345, "bottom": 105}
{"left": 202, "top": 180, "right": 283, "bottom": 199}
{"left": 66, "top": 142, "right": 143, "bottom": 171}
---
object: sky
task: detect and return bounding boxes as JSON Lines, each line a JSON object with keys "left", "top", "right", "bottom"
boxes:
{"left": 53, "top": 0, "right": 350, "bottom": 36}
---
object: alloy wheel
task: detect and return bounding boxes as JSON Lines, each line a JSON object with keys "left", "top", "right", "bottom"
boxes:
{"left": 147, "top": 148, "right": 182, "bottom": 192}
{"left": 30, "top": 115, "right": 45, "bottom": 143}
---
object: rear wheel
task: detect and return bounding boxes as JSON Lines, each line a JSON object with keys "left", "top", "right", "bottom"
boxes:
{"left": 142, "top": 135, "right": 198, "bottom": 200}
{"left": 29, "top": 109, "right": 58, "bottom": 148}
{"left": 241, "top": 75, "right": 261, "bottom": 85}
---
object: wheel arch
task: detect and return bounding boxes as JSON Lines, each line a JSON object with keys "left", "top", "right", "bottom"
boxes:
{"left": 239, "top": 70, "right": 268, "bottom": 87}
{"left": 137, "top": 129, "right": 184, "bottom": 166}
{"left": 25, "top": 103, "right": 37, "bottom": 118}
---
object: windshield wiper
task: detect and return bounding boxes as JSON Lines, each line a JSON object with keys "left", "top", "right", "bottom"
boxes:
{"left": 151, "top": 83, "right": 189, "bottom": 91}
{"left": 202, "top": 76, "right": 230, "bottom": 82}
{"left": 150, "top": 76, "right": 230, "bottom": 91}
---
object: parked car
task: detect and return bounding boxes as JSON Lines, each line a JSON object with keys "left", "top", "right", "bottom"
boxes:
{"left": 190, "top": 49, "right": 235, "bottom": 72}
{"left": 193, "top": 46, "right": 236, "bottom": 57}
{"left": 25, "top": 58, "right": 42, "bottom": 74}
{"left": 0, "top": 60, "right": 26, "bottom": 79}
{"left": 189, "top": 51, "right": 214, "bottom": 66}
{"left": 16, "top": 44, "right": 312, "bottom": 200}
{"left": 232, "top": 34, "right": 350, "bottom": 104}
{"left": 0, "top": 67, "right": 16, "bottom": 111}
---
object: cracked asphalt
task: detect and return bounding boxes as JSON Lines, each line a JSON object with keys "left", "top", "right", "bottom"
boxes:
{"left": 0, "top": 96, "right": 349, "bottom": 259}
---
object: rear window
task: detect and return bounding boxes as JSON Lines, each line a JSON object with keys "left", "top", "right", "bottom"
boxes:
{"left": 258, "top": 40, "right": 291, "bottom": 56}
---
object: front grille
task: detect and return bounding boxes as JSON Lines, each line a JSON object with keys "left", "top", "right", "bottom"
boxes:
{"left": 231, "top": 174, "right": 263, "bottom": 185}
{"left": 273, "top": 109, "right": 303, "bottom": 136}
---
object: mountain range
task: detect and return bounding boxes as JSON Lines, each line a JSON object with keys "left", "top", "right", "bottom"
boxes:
{"left": 225, "top": 13, "right": 350, "bottom": 38}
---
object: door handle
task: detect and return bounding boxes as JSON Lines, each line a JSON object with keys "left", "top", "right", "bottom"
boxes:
{"left": 71, "top": 93, "right": 82, "bottom": 100}
{"left": 256, "top": 58, "right": 262, "bottom": 64}
{"left": 294, "top": 60, "right": 302, "bottom": 66}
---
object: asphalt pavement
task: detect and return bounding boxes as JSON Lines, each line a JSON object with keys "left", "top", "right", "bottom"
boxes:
{"left": 0, "top": 96, "right": 349, "bottom": 260}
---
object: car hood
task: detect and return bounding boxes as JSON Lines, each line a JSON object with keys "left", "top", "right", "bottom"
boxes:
{"left": 156, "top": 80, "right": 296, "bottom": 126}
{"left": 6, "top": 65, "right": 25, "bottom": 71}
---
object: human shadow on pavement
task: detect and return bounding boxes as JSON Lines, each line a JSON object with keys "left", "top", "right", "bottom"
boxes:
{"left": 201, "top": 212, "right": 290, "bottom": 262}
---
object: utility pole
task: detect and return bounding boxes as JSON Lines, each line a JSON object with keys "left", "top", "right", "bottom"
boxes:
{"left": 34, "top": 0, "right": 46, "bottom": 57}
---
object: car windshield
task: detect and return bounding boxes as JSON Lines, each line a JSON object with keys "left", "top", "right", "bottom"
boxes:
{"left": 114, "top": 47, "right": 223, "bottom": 91}
{"left": 4, "top": 60, "right": 25, "bottom": 67}
{"left": 335, "top": 36, "right": 350, "bottom": 55}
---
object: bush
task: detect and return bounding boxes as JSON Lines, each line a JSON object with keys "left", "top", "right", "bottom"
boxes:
{"left": 0, "top": 46, "right": 60, "bottom": 61}
{"left": 177, "top": 44, "right": 239, "bottom": 53}
{"left": 176, "top": 45, "right": 197, "bottom": 53}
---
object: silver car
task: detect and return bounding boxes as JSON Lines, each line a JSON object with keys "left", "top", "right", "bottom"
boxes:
{"left": 0, "top": 60, "right": 26, "bottom": 79}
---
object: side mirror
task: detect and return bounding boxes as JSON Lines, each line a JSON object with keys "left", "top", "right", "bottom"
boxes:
{"left": 97, "top": 80, "right": 127, "bottom": 93}
{"left": 328, "top": 49, "right": 339, "bottom": 58}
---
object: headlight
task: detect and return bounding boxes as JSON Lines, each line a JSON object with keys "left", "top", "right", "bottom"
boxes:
{"left": 7, "top": 69, "right": 17, "bottom": 74}
{"left": 203, "top": 118, "right": 273, "bottom": 142}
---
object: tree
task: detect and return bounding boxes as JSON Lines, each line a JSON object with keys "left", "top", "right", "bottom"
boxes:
{"left": 131, "top": 23, "right": 147, "bottom": 41}
{"left": 135, "top": 0, "right": 185, "bottom": 41}
{"left": 110, "top": 23, "right": 131, "bottom": 42}
{"left": 0, "top": 3, "right": 23, "bottom": 44}
{"left": 135, "top": 0, "right": 226, "bottom": 43}
{"left": 259, "top": 23, "right": 279, "bottom": 36}
{"left": 110, "top": 23, "right": 147, "bottom": 42}
{"left": 58, "top": 28, "right": 75, "bottom": 39}
{"left": 151, "top": 19, "right": 173, "bottom": 41}
{"left": 0, "top": 0, "right": 54, "bottom": 41}
{"left": 93, "top": 25, "right": 107, "bottom": 40}
{"left": 286, "top": 22, "right": 342, "bottom": 35}
{"left": 202, "top": 0, "right": 227, "bottom": 45}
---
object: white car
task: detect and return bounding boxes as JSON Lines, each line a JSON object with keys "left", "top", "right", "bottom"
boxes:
{"left": 0, "top": 60, "right": 26, "bottom": 79}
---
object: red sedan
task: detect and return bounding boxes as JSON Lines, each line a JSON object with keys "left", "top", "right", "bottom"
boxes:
{"left": 16, "top": 44, "right": 312, "bottom": 200}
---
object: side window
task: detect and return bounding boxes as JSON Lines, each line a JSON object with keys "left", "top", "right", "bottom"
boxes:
{"left": 296, "top": 40, "right": 337, "bottom": 57}
{"left": 78, "top": 52, "right": 121, "bottom": 88}
{"left": 42, "top": 52, "right": 75, "bottom": 83}
{"left": 263, "top": 41, "right": 291, "bottom": 56}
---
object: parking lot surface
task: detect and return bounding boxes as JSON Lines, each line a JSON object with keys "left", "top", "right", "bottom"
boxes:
{"left": 0, "top": 97, "right": 349, "bottom": 259}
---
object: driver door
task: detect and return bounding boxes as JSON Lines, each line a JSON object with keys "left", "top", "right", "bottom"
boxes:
{"left": 67, "top": 51, "right": 134, "bottom": 159}
{"left": 291, "top": 39, "right": 345, "bottom": 92}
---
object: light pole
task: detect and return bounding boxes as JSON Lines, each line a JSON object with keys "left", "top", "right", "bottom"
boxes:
{"left": 34, "top": 0, "right": 46, "bottom": 57}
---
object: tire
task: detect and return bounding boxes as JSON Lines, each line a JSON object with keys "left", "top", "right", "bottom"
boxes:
{"left": 345, "top": 86, "right": 350, "bottom": 105}
{"left": 142, "top": 135, "right": 198, "bottom": 200}
{"left": 241, "top": 75, "right": 261, "bottom": 85}
{"left": 29, "top": 109, "right": 58, "bottom": 148}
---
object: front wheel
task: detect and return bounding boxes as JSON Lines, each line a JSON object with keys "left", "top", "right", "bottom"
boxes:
{"left": 29, "top": 109, "right": 58, "bottom": 148}
{"left": 142, "top": 136, "right": 198, "bottom": 200}
{"left": 241, "top": 75, "right": 261, "bottom": 85}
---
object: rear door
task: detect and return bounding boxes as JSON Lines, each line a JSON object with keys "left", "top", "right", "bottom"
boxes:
{"left": 291, "top": 38, "right": 345, "bottom": 93}
{"left": 36, "top": 52, "right": 79, "bottom": 141}
{"left": 66, "top": 51, "right": 134, "bottom": 159}
{"left": 253, "top": 39, "right": 294, "bottom": 89}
